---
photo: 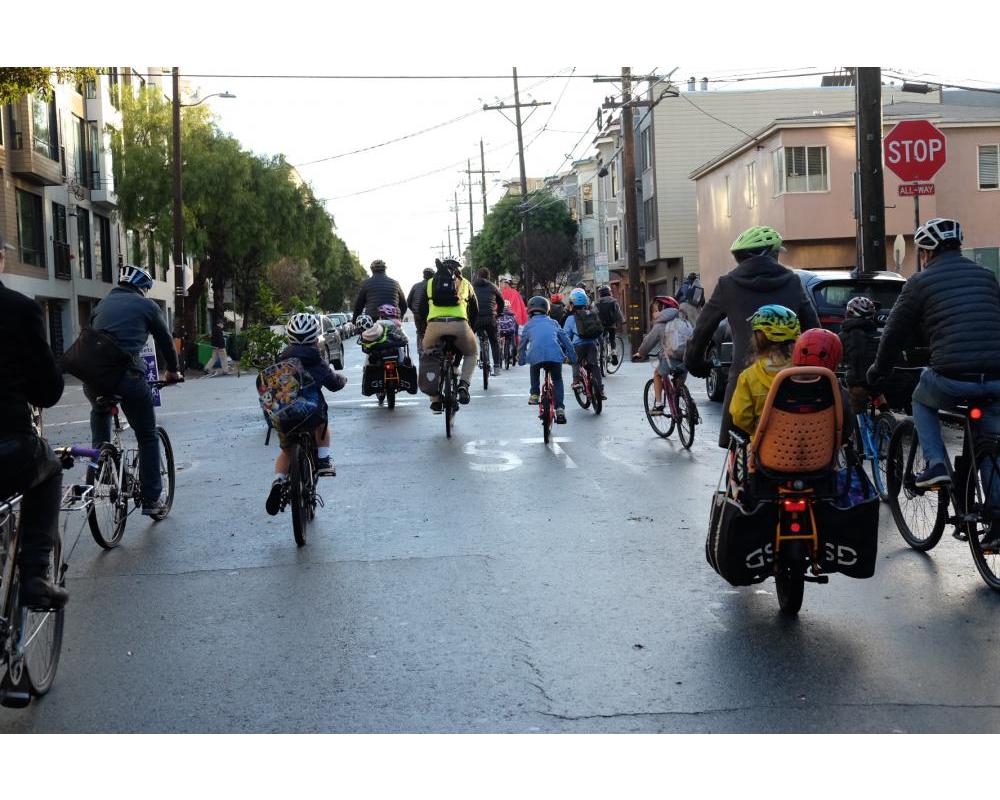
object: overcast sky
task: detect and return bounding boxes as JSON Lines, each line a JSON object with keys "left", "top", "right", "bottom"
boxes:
{"left": 16, "top": 1, "right": 999, "bottom": 294}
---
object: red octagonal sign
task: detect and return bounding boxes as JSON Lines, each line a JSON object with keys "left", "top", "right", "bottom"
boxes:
{"left": 883, "top": 119, "right": 947, "bottom": 182}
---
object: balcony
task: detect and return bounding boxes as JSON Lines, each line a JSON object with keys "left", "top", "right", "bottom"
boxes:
{"left": 9, "top": 132, "right": 63, "bottom": 187}
{"left": 89, "top": 168, "right": 118, "bottom": 209}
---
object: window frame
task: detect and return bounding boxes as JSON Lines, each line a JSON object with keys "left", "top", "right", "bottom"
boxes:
{"left": 15, "top": 189, "right": 46, "bottom": 268}
{"left": 773, "top": 145, "right": 830, "bottom": 195}
{"left": 77, "top": 206, "right": 93, "bottom": 280}
{"left": 747, "top": 161, "right": 757, "bottom": 208}
{"left": 978, "top": 144, "right": 999, "bottom": 191}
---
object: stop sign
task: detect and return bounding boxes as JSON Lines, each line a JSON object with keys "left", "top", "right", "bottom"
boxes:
{"left": 883, "top": 120, "right": 947, "bottom": 182}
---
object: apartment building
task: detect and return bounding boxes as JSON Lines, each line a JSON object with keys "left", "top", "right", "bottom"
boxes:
{"left": 0, "top": 68, "right": 181, "bottom": 355}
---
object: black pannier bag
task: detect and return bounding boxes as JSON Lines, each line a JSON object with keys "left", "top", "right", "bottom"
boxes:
{"left": 418, "top": 347, "right": 444, "bottom": 395}
{"left": 60, "top": 327, "right": 134, "bottom": 395}
{"left": 706, "top": 492, "right": 778, "bottom": 587}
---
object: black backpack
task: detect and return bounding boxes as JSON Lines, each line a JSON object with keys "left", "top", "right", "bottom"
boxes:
{"left": 595, "top": 297, "right": 618, "bottom": 326}
{"left": 431, "top": 270, "right": 460, "bottom": 307}
{"left": 574, "top": 308, "right": 604, "bottom": 339}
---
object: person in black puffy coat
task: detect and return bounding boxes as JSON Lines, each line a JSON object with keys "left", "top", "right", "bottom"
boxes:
{"left": 869, "top": 218, "right": 1000, "bottom": 493}
{"left": 407, "top": 267, "right": 436, "bottom": 352}
{"left": 352, "top": 259, "right": 407, "bottom": 322}
{"left": 472, "top": 268, "right": 506, "bottom": 375}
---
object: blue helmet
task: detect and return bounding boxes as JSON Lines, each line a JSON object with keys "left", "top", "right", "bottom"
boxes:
{"left": 119, "top": 264, "right": 154, "bottom": 295}
{"left": 569, "top": 288, "right": 589, "bottom": 307}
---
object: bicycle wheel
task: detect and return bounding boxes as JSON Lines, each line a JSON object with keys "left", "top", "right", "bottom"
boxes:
{"left": 289, "top": 442, "right": 310, "bottom": 547}
{"left": 961, "top": 440, "right": 1000, "bottom": 590}
{"left": 871, "top": 413, "right": 897, "bottom": 502}
{"left": 573, "top": 370, "right": 591, "bottom": 409}
{"left": 592, "top": 384, "right": 603, "bottom": 415}
{"left": 541, "top": 390, "right": 552, "bottom": 444}
{"left": 23, "top": 536, "right": 64, "bottom": 695}
{"left": 88, "top": 446, "right": 126, "bottom": 549}
{"left": 676, "top": 385, "right": 697, "bottom": 449}
{"left": 775, "top": 570, "right": 805, "bottom": 615}
{"left": 444, "top": 365, "right": 456, "bottom": 440}
{"left": 479, "top": 334, "right": 489, "bottom": 390}
{"left": 150, "top": 427, "right": 175, "bottom": 521}
{"left": 386, "top": 387, "right": 396, "bottom": 410}
{"left": 598, "top": 341, "right": 607, "bottom": 378}
{"left": 643, "top": 378, "right": 674, "bottom": 438}
{"left": 887, "top": 419, "right": 948, "bottom": 551}
{"left": 606, "top": 336, "right": 624, "bottom": 375}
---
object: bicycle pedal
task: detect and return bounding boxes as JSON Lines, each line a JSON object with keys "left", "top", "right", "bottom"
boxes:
{"left": 952, "top": 529, "right": 969, "bottom": 542}
{"left": 803, "top": 574, "right": 829, "bottom": 584}
{"left": 0, "top": 689, "right": 31, "bottom": 709}
{"left": 315, "top": 494, "right": 325, "bottom": 508}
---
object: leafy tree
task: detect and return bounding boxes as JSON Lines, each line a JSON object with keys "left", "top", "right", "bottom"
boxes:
{"left": 0, "top": 67, "right": 98, "bottom": 104}
{"left": 268, "top": 257, "right": 319, "bottom": 309}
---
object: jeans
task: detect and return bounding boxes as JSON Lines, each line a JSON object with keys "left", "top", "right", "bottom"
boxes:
{"left": 86, "top": 371, "right": 161, "bottom": 506}
{"left": 475, "top": 321, "right": 501, "bottom": 367}
{"left": 572, "top": 343, "right": 603, "bottom": 393}
{"left": 530, "top": 363, "right": 565, "bottom": 408}
{"left": 0, "top": 435, "right": 62, "bottom": 568}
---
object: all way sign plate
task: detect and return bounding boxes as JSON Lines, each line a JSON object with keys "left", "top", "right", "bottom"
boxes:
{"left": 899, "top": 183, "right": 935, "bottom": 197}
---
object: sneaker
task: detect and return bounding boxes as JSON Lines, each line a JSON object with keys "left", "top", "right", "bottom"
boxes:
{"left": 528, "top": 393, "right": 540, "bottom": 405}
{"left": 141, "top": 500, "right": 170, "bottom": 520}
{"left": 316, "top": 457, "right": 336, "bottom": 477}
{"left": 914, "top": 463, "right": 951, "bottom": 489}
{"left": 571, "top": 380, "right": 582, "bottom": 390}
{"left": 266, "top": 477, "right": 286, "bottom": 516}
{"left": 492, "top": 366, "right": 500, "bottom": 377}
{"left": 598, "top": 391, "right": 608, "bottom": 400}
{"left": 457, "top": 381, "right": 471, "bottom": 405}
{"left": 555, "top": 407, "right": 567, "bottom": 424}
{"left": 430, "top": 400, "right": 443, "bottom": 414}
{"left": 18, "top": 568, "right": 68, "bottom": 611}
{"left": 610, "top": 353, "right": 619, "bottom": 366}
{"left": 650, "top": 404, "right": 665, "bottom": 417}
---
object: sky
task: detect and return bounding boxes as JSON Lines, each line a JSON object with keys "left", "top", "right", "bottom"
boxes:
{"left": 15, "top": 0, "right": 1000, "bottom": 295}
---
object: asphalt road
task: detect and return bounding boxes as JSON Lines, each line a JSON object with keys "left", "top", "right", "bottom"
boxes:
{"left": 3, "top": 325, "right": 999, "bottom": 732}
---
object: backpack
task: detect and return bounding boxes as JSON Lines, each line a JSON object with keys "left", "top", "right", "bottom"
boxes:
{"left": 663, "top": 316, "right": 694, "bottom": 358}
{"left": 497, "top": 313, "right": 518, "bottom": 336}
{"left": 595, "top": 297, "right": 618, "bottom": 327}
{"left": 257, "top": 358, "right": 322, "bottom": 434}
{"left": 60, "top": 327, "right": 134, "bottom": 395}
{"left": 573, "top": 308, "right": 604, "bottom": 339}
{"left": 688, "top": 281, "right": 705, "bottom": 308}
{"left": 431, "top": 271, "right": 460, "bottom": 307}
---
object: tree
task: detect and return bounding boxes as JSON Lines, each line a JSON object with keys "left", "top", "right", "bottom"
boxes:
{"left": 0, "top": 67, "right": 98, "bottom": 104}
{"left": 268, "top": 257, "right": 318, "bottom": 309}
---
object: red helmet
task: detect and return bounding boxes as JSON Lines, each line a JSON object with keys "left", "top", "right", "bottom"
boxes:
{"left": 550, "top": 293, "right": 563, "bottom": 303}
{"left": 654, "top": 295, "right": 678, "bottom": 310}
{"left": 793, "top": 328, "right": 843, "bottom": 371}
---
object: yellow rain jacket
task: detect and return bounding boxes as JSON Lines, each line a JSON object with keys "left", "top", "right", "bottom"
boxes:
{"left": 728, "top": 354, "right": 792, "bottom": 437}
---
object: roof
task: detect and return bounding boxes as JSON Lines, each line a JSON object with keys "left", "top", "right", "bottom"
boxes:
{"left": 689, "top": 101, "right": 1000, "bottom": 180}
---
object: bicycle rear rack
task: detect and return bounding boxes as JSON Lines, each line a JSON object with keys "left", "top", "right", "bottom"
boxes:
{"left": 60, "top": 484, "right": 94, "bottom": 513}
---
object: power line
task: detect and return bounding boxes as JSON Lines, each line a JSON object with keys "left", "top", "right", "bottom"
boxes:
{"left": 677, "top": 92, "right": 757, "bottom": 139}
{"left": 168, "top": 72, "right": 623, "bottom": 81}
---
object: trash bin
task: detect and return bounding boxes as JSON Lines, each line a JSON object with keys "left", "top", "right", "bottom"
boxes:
{"left": 197, "top": 339, "right": 214, "bottom": 369}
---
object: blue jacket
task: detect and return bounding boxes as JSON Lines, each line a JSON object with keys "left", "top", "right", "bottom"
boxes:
{"left": 517, "top": 313, "right": 576, "bottom": 366}
{"left": 91, "top": 285, "right": 179, "bottom": 372}
{"left": 278, "top": 343, "right": 347, "bottom": 411}
{"left": 564, "top": 309, "right": 601, "bottom": 345}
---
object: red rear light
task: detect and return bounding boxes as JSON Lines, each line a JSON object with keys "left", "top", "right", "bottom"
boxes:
{"left": 790, "top": 523, "right": 802, "bottom": 533}
{"left": 783, "top": 499, "right": 807, "bottom": 513}
{"left": 971, "top": 407, "right": 983, "bottom": 420}
{"left": 385, "top": 362, "right": 396, "bottom": 374}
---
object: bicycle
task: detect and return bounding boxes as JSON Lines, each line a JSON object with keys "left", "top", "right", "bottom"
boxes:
{"left": 370, "top": 346, "right": 410, "bottom": 410}
{"left": 600, "top": 329, "right": 624, "bottom": 376}
{"left": 853, "top": 394, "right": 896, "bottom": 501}
{"left": 477, "top": 328, "right": 491, "bottom": 390}
{"left": 272, "top": 429, "right": 322, "bottom": 547}
{"left": 887, "top": 402, "right": 1000, "bottom": 590}
{"left": 439, "top": 336, "right": 461, "bottom": 439}
{"left": 572, "top": 354, "right": 603, "bottom": 416}
{"left": 537, "top": 365, "right": 558, "bottom": 444}
{"left": 500, "top": 331, "right": 517, "bottom": 370}
{"left": 640, "top": 362, "right": 698, "bottom": 448}
{"left": 87, "top": 380, "right": 179, "bottom": 550}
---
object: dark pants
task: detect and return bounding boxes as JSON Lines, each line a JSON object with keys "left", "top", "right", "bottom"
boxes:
{"left": 85, "top": 371, "right": 161, "bottom": 505}
{"left": 414, "top": 315, "right": 427, "bottom": 353}
{"left": 0, "top": 434, "right": 62, "bottom": 568}
{"left": 573, "top": 343, "right": 603, "bottom": 394}
{"left": 530, "top": 363, "right": 565, "bottom": 408}
{"left": 475, "top": 321, "right": 501, "bottom": 367}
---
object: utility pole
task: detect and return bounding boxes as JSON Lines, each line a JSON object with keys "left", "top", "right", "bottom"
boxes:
{"left": 430, "top": 243, "right": 447, "bottom": 260}
{"left": 171, "top": 67, "right": 185, "bottom": 332}
{"left": 466, "top": 160, "right": 475, "bottom": 243}
{"left": 484, "top": 68, "right": 550, "bottom": 295}
{"left": 855, "top": 67, "right": 886, "bottom": 274}
{"left": 447, "top": 227, "right": 453, "bottom": 258}
{"left": 453, "top": 192, "right": 462, "bottom": 259}
{"left": 479, "top": 139, "right": 498, "bottom": 219}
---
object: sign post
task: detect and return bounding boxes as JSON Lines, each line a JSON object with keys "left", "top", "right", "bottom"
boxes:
{"left": 140, "top": 336, "right": 161, "bottom": 408}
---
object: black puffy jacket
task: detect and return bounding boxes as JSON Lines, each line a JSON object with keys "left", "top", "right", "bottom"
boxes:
{"left": 353, "top": 272, "right": 407, "bottom": 321}
{"left": 872, "top": 250, "right": 1000, "bottom": 377}
{"left": 839, "top": 316, "right": 879, "bottom": 387}
{"left": 472, "top": 277, "right": 505, "bottom": 325}
{"left": 407, "top": 279, "right": 429, "bottom": 320}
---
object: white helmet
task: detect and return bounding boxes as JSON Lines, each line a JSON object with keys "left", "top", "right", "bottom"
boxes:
{"left": 119, "top": 264, "right": 154, "bottom": 294}
{"left": 355, "top": 314, "right": 374, "bottom": 330}
{"left": 286, "top": 313, "right": 321, "bottom": 344}
{"left": 914, "top": 218, "right": 963, "bottom": 251}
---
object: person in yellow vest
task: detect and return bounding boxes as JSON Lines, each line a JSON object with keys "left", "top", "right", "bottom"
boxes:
{"left": 415, "top": 258, "right": 479, "bottom": 412}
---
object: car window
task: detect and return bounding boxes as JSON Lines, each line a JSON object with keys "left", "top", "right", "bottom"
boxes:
{"left": 813, "top": 281, "right": 902, "bottom": 313}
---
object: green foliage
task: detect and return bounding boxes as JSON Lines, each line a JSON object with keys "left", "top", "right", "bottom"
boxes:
{"left": 0, "top": 67, "right": 98, "bottom": 104}
{"left": 241, "top": 324, "right": 287, "bottom": 371}
{"left": 255, "top": 282, "right": 284, "bottom": 322}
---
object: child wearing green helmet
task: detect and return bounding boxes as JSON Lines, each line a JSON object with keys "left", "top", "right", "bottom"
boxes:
{"left": 728, "top": 304, "right": 801, "bottom": 439}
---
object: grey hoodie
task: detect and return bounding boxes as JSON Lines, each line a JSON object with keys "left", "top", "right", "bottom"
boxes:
{"left": 637, "top": 307, "right": 680, "bottom": 358}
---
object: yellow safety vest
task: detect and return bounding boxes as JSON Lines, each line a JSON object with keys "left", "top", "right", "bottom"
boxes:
{"left": 426, "top": 276, "right": 472, "bottom": 321}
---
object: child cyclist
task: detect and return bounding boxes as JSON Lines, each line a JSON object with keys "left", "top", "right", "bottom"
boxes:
{"left": 839, "top": 296, "right": 883, "bottom": 415}
{"left": 497, "top": 299, "right": 520, "bottom": 359}
{"left": 564, "top": 288, "right": 606, "bottom": 400}
{"left": 518, "top": 295, "right": 576, "bottom": 424}
{"left": 792, "top": 327, "right": 855, "bottom": 444}
{"left": 631, "top": 295, "right": 693, "bottom": 415}
{"left": 729, "top": 304, "right": 800, "bottom": 440}
{"left": 265, "top": 313, "right": 348, "bottom": 515}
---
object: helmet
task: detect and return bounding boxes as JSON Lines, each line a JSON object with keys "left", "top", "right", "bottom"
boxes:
{"left": 654, "top": 295, "right": 678, "bottom": 310}
{"left": 731, "top": 225, "right": 783, "bottom": 255}
{"left": 575, "top": 281, "right": 587, "bottom": 289}
{"left": 286, "top": 312, "right": 321, "bottom": 344}
{"left": 377, "top": 303, "right": 400, "bottom": 320}
{"left": 793, "top": 328, "right": 842, "bottom": 371}
{"left": 355, "top": 313, "right": 374, "bottom": 330}
{"left": 361, "top": 321, "right": 386, "bottom": 344}
{"left": 527, "top": 295, "right": 550, "bottom": 315}
{"left": 846, "top": 296, "right": 876, "bottom": 319}
{"left": 370, "top": 259, "right": 387, "bottom": 272}
{"left": 436, "top": 257, "right": 462, "bottom": 275}
{"left": 423, "top": 267, "right": 435, "bottom": 279}
{"left": 569, "top": 288, "right": 588, "bottom": 307}
{"left": 914, "top": 217, "right": 963, "bottom": 250}
{"left": 119, "top": 264, "right": 154, "bottom": 294}
{"left": 748, "top": 304, "right": 800, "bottom": 343}
{"left": 598, "top": 284, "right": 612, "bottom": 297}
{"left": 550, "top": 293, "right": 563, "bottom": 303}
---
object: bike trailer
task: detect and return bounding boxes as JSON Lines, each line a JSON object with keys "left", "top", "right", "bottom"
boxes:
{"left": 418, "top": 347, "right": 444, "bottom": 395}
{"left": 257, "top": 358, "right": 322, "bottom": 434}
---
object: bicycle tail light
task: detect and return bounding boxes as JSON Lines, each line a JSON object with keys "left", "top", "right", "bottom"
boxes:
{"left": 970, "top": 407, "right": 984, "bottom": 420}
{"left": 783, "top": 499, "right": 807, "bottom": 513}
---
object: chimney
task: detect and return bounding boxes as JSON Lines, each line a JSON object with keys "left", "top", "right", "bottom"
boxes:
{"left": 700, "top": 77, "right": 708, "bottom": 92}
{"left": 687, "top": 76, "right": 696, "bottom": 92}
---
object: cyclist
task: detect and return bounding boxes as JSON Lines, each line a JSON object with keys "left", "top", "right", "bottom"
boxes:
{"left": 406, "top": 267, "right": 436, "bottom": 352}
{"left": 867, "top": 218, "right": 1000, "bottom": 489}
{"left": 840, "top": 296, "right": 882, "bottom": 415}
{"left": 497, "top": 300, "right": 519, "bottom": 364}
{"left": 549, "top": 293, "right": 567, "bottom": 326}
{"left": 565, "top": 288, "right": 606, "bottom": 401}
{"left": 352, "top": 259, "right": 407, "bottom": 323}
{"left": 265, "top": 313, "right": 348, "bottom": 515}
{"left": 631, "top": 296, "right": 692, "bottom": 416}
{"left": 518, "top": 296, "right": 576, "bottom": 424}
{"left": 472, "top": 267, "right": 506, "bottom": 377}
{"left": 85, "top": 264, "right": 181, "bottom": 519}
{"left": 369, "top": 304, "right": 410, "bottom": 364}
{"left": 729, "top": 305, "right": 800, "bottom": 440}
{"left": 685, "top": 225, "right": 819, "bottom": 446}
{"left": 594, "top": 284, "right": 625, "bottom": 364}
{"left": 500, "top": 276, "right": 528, "bottom": 326}
{"left": 0, "top": 233, "right": 68, "bottom": 609}
{"left": 416, "top": 258, "right": 479, "bottom": 412}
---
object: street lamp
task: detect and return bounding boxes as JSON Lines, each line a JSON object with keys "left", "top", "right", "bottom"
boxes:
{"left": 171, "top": 66, "right": 234, "bottom": 345}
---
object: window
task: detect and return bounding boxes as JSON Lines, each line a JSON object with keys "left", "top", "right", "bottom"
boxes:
{"left": 582, "top": 183, "right": 594, "bottom": 216}
{"left": 584, "top": 238, "right": 595, "bottom": 261}
{"left": 89, "top": 122, "right": 100, "bottom": 189}
{"left": 612, "top": 225, "right": 620, "bottom": 261}
{"left": 77, "top": 207, "right": 92, "bottom": 279}
{"left": 569, "top": 196, "right": 578, "bottom": 220}
{"left": 773, "top": 145, "right": 828, "bottom": 194}
{"left": 73, "top": 115, "right": 89, "bottom": 186}
{"left": 979, "top": 145, "right": 999, "bottom": 190}
{"left": 95, "top": 214, "right": 113, "bottom": 282}
{"left": 15, "top": 190, "right": 45, "bottom": 268}
{"left": 724, "top": 175, "right": 731, "bottom": 217}
{"left": 108, "top": 68, "right": 120, "bottom": 110}
{"left": 52, "top": 202, "right": 70, "bottom": 279}
{"left": 639, "top": 128, "right": 652, "bottom": 172}
{"left": 747, "top": 162, "right": 757, "bottom": 208}
{"left": 643, "top": 197, "right": 658, "bottom": 241}
{"left": 610, "top": 161, "right": 618, "bottom": 197}
{"left": 31, "top": 95, "right": 58, "bottom": 160}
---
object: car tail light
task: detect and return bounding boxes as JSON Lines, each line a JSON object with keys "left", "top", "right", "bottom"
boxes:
{"left": 783, "top": 499, "right": 807, "bottom": 513}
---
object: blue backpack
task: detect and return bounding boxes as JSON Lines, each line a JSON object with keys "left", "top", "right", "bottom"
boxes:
{"left": 257, "top": 358, "right": 322, "bottom": 434}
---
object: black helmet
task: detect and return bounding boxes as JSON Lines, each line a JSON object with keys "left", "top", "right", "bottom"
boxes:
{"left": 575, "top": 281, "right": 587, "bottom": 289}
{"left": 597, "top": 284, "right": 612, "bottom": 297}
{"left": 422, "top": 267, "right": 435, "bottom": 279}
{"left": 437, "top": 257, "right": 462, "bottom": 276}
{"left": 527, "top": 295, "right": 550, "bottom": 315}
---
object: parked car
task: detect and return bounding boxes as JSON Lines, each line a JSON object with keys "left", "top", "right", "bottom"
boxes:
{"left": 702, "top": 269, "right": 926, "bottom": 410}
{"left": 327, "top": 312, "right": 353, "bottom": 339}
{"left": 269, "top": 314, "right": 345, "bottom": 369}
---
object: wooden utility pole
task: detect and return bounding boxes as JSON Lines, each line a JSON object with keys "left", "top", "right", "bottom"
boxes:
{"left": 171, "top": 67, "right": 185, "bottom": 329}
{"left": 430, "top": 243, "right": 447, "bottom": 260}
{"left": 479, "top": 139, "right": 498, "bottom": 219}
{"left": 453, "top": 192, "right": 462, "bottom": 258}
{"left": 483, "top": 69, "right": 550, "bottom": 295}
{"left": 855, "top": 67, "right": 886, "bottom": 274}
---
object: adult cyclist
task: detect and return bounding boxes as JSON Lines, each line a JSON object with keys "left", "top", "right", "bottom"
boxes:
{"left": 868, "top": 218, "right": 1000, "bottom": 491}
{"left": 85, "top": 264, "right": 181, "bottom": 518}
{"left": 594, "top": 284, "right": 625, "bottom": 364}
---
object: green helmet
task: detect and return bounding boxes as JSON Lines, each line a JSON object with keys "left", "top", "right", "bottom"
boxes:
{"left": 748, "top": 304, "right": 800, "bottom": 343}
{"left": 731, "top": 226, "right": 783, "bottom": 255}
